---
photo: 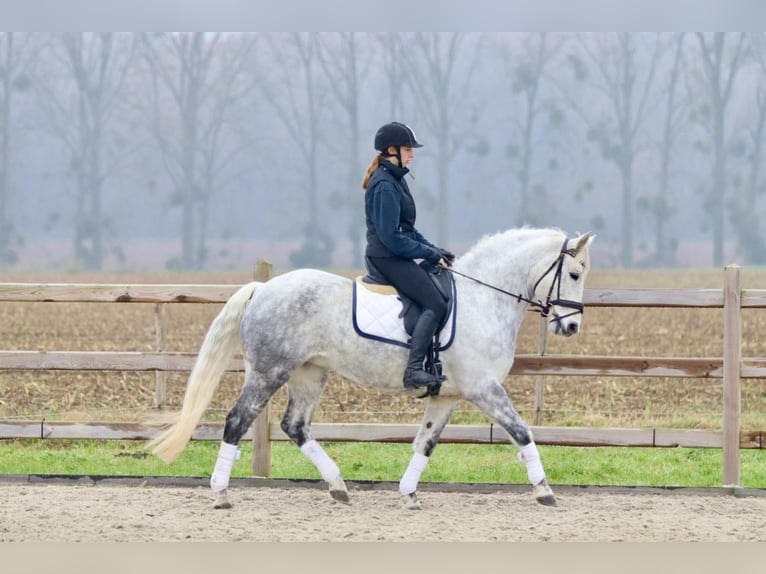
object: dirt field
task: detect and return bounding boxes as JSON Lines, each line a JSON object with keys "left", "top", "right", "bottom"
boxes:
{"left": 3, "top": 479, "right": 766, "bottom": 542}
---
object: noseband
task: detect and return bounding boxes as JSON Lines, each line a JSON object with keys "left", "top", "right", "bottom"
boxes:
{"left": 444, "top": 237, "right": 584, "bottom": 324}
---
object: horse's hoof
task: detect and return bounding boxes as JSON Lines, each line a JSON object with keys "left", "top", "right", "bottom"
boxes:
{"left": 330, "top": 489, "right": 350, "bottom": 505}
{"left": 213, "top": 490, "right": 232, "bottom": 509}
{"left": 329, "top": 477, "right": 351, "bottom": 505}
{"left": 536, "top": 494, "right": 557, "bottom": 507}
{"left": 400, "top": 492, "right": 422, "bottom": 510}
{"left": 532, "top": 479, "right": 558, "bottom": 507}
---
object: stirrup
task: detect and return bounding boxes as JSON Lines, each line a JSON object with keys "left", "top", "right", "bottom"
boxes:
{"left": 403, "top": 368, "right": 438, "bottom": 389}
{"left": 403, "top": 369, "right": 443, "bottom": 398}
{"left": 414, "top": 380, "right": 443, "bottom": 399}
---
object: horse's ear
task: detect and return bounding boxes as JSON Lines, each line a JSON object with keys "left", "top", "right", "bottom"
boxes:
{"left": 574, "top": 232, "right": 595, "bottom": 254}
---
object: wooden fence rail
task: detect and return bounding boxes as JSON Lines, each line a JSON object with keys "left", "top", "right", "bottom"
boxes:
{"left": 0, "top": 264, "right": 762, "bottom": 486}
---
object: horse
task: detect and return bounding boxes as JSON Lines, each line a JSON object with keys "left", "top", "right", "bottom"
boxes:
{"left": 147, "top": 226, "right": 594, "bottom": 510}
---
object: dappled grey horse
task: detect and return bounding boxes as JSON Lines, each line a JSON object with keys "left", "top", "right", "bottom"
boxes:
{"left": 148, "top": 227, "right": 594, "bottom": 510}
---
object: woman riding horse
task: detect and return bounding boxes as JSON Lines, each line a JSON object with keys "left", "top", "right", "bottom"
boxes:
{"left": 362, "top": 122, "right": 455, "bottom": 391}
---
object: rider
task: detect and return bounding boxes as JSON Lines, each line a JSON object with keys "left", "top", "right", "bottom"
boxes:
{"left": 362, "top": 121, "right": 455, "bottom": 390}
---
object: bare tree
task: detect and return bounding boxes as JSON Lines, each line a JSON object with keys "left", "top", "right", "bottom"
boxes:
{"left": 728, "top": 33, "right": 766, "bottom": 264}
{"left": 399, "top": 32, "right": 483, "bottom": 246}
{"left": 32, "top": 32, "right": 140, "bottom": 269}
{"left": 375, "top": 33, "right": 412, "bottom": 120}
{"left": 689, "top": 32, "right": 748, "bottom": 267}
{"left": 565, "top": 33, "right": 662, "bottom": 267}
{"left": 0, "top": 33, "right": 33, "bottom": 265}
{"left": 142, "top": 32, "right": 257, "bottom": 269}
{"left": 639, "top": 33, "right": 688, "bottom": 267}
{"left": 316, "top": 33, "right": 369, "bottom": 267}
{"left": 495, "top": 32, "right": 568, "bottom": 226}
{"left": 260, "top": 32, "right": 335, "bottom": 268}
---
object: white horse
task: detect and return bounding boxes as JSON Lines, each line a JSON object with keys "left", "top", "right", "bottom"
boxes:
{"left": 148, "top": 227, "right": 594, "bottom": 510}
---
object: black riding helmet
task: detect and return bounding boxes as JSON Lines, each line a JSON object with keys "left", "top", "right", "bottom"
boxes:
{"left": 374, "top": 122, "right": 424, "bottom": 152}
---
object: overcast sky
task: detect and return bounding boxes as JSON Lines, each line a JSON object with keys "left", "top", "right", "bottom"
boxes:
{"left": 0, "top": 0, "right": 762, "bottom": 33}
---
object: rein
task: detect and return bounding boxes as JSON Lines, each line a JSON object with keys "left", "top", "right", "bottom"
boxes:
{"left": 441, "top": 237, "right": 584, "bottom": 322}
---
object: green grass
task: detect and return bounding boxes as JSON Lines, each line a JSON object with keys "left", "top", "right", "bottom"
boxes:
{"left": 2, "top": 439, "right": 766, "bottom": 489}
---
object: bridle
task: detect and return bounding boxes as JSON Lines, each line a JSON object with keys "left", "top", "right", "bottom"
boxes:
{"left": 442, "top": 237, "right": 585, "bottom": 325}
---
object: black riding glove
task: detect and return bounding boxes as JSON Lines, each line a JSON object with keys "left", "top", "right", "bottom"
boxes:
{"left": 438, "top": 248, "right": 455, "bottom": 267}
{"left": 425, "top": 248, "right": 443, "bottom": 266}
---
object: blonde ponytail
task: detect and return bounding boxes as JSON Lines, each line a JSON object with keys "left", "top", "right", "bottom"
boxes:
{"left": 362, "top": 155, "right": 381, "bottom": 190}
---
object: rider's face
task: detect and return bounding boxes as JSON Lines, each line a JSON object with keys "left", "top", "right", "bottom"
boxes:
{"left": 387, "top": 146, "right": 415, "bottom": 167}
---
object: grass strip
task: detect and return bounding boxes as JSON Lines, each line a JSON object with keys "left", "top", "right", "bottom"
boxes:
{"left": 1, "top": 439, "right": 765, "bottom": 488}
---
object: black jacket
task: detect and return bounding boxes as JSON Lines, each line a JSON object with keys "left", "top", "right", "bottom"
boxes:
{"left": 364, "top": 159, "right": 438, "bottom": 260}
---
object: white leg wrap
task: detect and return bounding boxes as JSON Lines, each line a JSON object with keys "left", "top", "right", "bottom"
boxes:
{"left": 300, "top": 440, "right": 340, "bottom": 483}
{"left": 210, "top": 442, "right": 240, "bottom": 493}
{"left": 399, "top": 452, "right": 429, "bottom": 495}
{"left": 517, "top": 442, "right": 546, "bottom": 485}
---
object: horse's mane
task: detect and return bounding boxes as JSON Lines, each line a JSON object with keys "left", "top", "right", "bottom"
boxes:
{"left": 463, "top": 226, "right": 565, "bottom": 260}
{"left": 454, "top": 226, "right": 568, "bottom": 294}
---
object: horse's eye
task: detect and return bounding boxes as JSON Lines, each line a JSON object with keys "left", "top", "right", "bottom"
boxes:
{"left": 569, "top": 272, "right": 580, "bottom": 281}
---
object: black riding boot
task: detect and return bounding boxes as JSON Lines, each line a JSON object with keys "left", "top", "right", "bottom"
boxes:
{"left": 403, "top": 309, "right": 441, "bottom": 389}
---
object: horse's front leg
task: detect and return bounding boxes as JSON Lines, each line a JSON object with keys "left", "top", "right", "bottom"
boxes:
{"left": 400, "top": 397, "right": 458, "bottom": 510}
{"left": 468, "top": 380, "right": 557, "bottom": 507}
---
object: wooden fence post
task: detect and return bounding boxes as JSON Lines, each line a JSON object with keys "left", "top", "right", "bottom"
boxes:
{"left": 722, "top": 264, "right": 741, "bottom": 486}
{"left": 533, "top": 315, "right": 548, "bottom": 425}
{"left": 252, "top": 260, "right": 273, "bottom": 477}
{"left": 154, "top": 303, "right": 167, "bottom": 409}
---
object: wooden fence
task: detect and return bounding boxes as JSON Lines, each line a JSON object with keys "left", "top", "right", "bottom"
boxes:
{"left": 0, "top": 263, "right": 763, "bottom": 486}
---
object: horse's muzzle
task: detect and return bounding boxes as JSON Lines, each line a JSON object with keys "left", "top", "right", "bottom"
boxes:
{"left": 551, "top": 319, "right": 579, "bottom": 336}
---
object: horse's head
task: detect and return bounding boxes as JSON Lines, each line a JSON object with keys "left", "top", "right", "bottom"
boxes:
{"left": 531, "top": 231, "right": 594, "bottom": 337}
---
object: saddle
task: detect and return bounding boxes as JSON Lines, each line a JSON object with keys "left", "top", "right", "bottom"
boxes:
{"left": 362, "top": 257, "right": 454, "bottom": 336}
{"left": 353, "top": 257, "right": 456, "bottom": 387}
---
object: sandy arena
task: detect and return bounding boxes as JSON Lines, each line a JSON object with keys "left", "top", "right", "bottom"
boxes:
{"left": 2, "top": 477, "right": 766, "bottom": 542}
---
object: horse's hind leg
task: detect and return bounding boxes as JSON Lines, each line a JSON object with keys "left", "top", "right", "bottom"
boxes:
{"left": 468, "top": 381, "right": 557, "bottom": 507}
{"left": 399, "top": 396, "right": 458, "bottom": 510}
{"left": 279, "top": 363, "right": 350, "bottom": 504}
{"left": 210, "top": 363, "right": 287, "bottom": 509}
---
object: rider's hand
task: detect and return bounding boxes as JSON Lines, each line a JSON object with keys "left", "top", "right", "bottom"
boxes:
{"left": 439, "top": 248, "right": 455, "bottom": 267}
{"left": 426, "top": 248, "right": 443, "bottom": 266}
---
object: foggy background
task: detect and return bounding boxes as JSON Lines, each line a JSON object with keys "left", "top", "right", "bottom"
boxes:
{"left": 0, "top": 32, "right": 762, "bottom": 272}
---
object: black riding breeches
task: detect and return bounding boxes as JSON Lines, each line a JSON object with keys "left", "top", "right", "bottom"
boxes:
{"left": 366, "top": 256, "right": 448, "bottom": 322}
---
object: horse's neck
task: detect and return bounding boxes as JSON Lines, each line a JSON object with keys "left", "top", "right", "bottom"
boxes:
{"left": 460, "top": 261, "right": 526, "bottom": 305}
{"left": 458, "top": 232, "right": 563, "bottom": 328}
{"left": 460, "top": 233, "right": 557, "bottom": 298}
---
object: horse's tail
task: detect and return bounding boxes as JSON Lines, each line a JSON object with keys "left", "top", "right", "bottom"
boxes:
{"left": 146, "top": 281, "right": 260, "bottom": 463}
